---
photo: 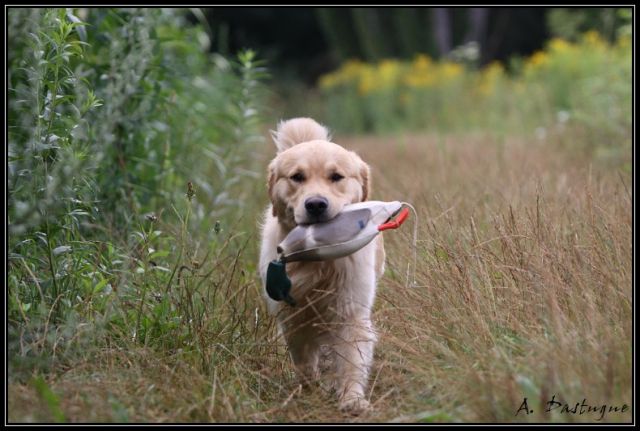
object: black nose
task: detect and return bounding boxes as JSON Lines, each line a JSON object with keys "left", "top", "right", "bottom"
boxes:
{"left": 305, "top": 197, "right": 328, "bottom": 216}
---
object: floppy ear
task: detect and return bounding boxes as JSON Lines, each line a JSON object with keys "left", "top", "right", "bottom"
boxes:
{"left": 359, "top": 161, "right": 371, "bottom": 202}
{"left": 267, "top": 161, "right": 278, "bottom": 216}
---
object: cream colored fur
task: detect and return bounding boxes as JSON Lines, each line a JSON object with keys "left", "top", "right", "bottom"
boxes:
{"left": 259, "top": 118, "right": 385, "bottom": 414}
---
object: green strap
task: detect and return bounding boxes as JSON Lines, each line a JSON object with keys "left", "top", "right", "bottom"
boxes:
{"left": 266, "top": 260, "right": 296, "bottom": 306}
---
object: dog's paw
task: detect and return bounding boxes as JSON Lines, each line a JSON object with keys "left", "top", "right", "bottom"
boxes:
{"left": 299, "top": 376, "right": 321, "bottom": 391}
{"left": 296, "top": 367, "right": 320, "bottom": 390}
{"left": 339, "top": 395, "right": 370, "bottom": 415}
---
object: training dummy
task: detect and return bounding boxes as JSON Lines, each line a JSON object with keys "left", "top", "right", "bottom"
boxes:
{"left": 266, "top": 201, "right": 410, "bottom": 306}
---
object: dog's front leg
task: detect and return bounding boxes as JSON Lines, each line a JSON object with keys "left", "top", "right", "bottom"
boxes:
{"left": 333, "top": 318, "right": 377, "bottom": 414}
{"left": 285, "top": 325, "right": 321, "bottom": 387}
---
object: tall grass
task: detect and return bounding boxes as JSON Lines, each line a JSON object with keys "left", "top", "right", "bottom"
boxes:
{"left": 355, "top": 132, "right": 631, "bottom": 423}
{"left": 9, "top": 129, "right": 631, "bottom": 423}
{"left": 8, "top": 7, "right": 631, "bottom": 424}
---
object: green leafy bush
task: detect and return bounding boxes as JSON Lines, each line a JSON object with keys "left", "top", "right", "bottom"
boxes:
{"left": 8, "top": 7, "right": 268, "bottom": 375}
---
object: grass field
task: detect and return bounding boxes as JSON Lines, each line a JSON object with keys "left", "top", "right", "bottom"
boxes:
{"left": 7, "top": 8, "right": 632, "bottom": 424}
{"left": 8, "top": 126, "right": 632, "bottom": 423}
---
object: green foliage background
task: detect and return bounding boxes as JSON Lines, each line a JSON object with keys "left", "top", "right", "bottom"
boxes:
{"left": 8, "top": 8, "right": 268, "bottom": 378}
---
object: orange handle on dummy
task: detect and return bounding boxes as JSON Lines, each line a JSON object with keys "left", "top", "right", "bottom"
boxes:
{"left": 378, "top": 207, "right": 410, "bottom": 231}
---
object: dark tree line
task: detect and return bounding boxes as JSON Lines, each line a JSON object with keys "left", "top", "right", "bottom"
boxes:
{"left": 193, "top": 7, "right": 625, "bottom": 84}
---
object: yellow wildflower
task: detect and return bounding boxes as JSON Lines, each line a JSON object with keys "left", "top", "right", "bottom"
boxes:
{"left": 616, "top": 34, "right": 631, "bottom": 50}
{"left": 377, "top": 59, "right": 402, "bottom": 90}
{"left": 404, "top": 54, "right": 436, "bottom": 88}
{"left": 413, "top": 54, "right": 432, "bottom": 69}
{"left": 526, "top": 51, "right": 549, "bottom": 69}
{"left": 318, "top": 73, "right": 338, "bottom": 89}
{"left": 318, "top": 59, "right": 364, "bottom": 90}
{"left": 357, "top": 64, "right": 376, "bottom": 95}
{"left": 548, "top": 38, "right": 572, "bottom": 54}
{"left": 477, "top": 61, "right": 504, "bottom": 96}
{"left": 582, "top": 30, "right": 605, "bottom": 48}
{"left": 438, "top": 62, "right": 464, "bottom": 83}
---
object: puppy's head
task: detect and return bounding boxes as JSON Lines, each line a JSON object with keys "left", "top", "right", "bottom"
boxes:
{"left": 267, "top": 118, "right": 371, "bottom": 230}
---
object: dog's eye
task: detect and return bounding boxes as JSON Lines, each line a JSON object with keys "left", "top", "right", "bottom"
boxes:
{"left": 330, "top": 173, "right": 344, "bottom": 182}
{"left": 290, "top": 173, "right": 305, "bottom": 183}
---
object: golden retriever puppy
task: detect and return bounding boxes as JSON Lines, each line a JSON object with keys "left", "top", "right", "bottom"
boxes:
{"left": 259, "top": 118, "right": 385, "bottom": 414}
